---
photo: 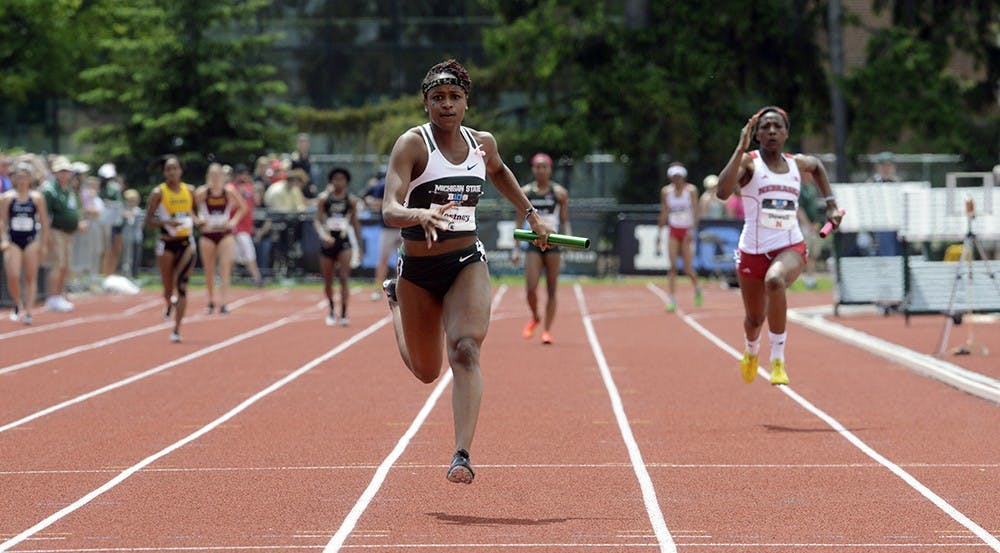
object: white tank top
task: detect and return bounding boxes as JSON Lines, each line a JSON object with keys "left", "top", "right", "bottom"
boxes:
{"left": 664, "top": 184, "right": 695, "bottom": 229}
{"left": 738, "top": 150, "right": 804, "bottom": 254}
{"left": 402, "top": 123, "right": 487, "bottom": 241}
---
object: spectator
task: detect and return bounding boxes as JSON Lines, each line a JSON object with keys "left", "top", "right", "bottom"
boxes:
{"left": 98, "top": 163, "right": 125, "bottom": 276}
{"left": 120, "top": 188, "right": 144, "bottom": 278}
{"left": 698, "top": 174, "right": 727, "bottom": 219}
{"left": 0, "top": 154, "right": 11, "bottom": 193}
{"left": 230, "top": 164, "right": 264, "bottom": 286}
{"left": 290, "top": 133, "right": 317, "bottom": 198}
{"left": 867, "top": 151, "right": 900, "bottom": 183}
{"left": 42, "top": 156, "right": 86, "bottom": 312}
{"left": 362, "top": 165, "right": 402, "bottom": 301}
{"left": 74, "top": 171, "right": 104, "bottom": 288}
{"left": 264, "top": 168, "right": 309, "bottom": 212}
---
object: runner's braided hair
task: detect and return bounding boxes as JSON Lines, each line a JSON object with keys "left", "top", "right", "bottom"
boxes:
{"left": 421, "top": 59, "right": 472, "bottom": 97}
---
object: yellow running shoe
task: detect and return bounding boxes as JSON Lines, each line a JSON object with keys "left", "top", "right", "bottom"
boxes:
{"left": 770, "top": 358, "right": 789, "bottom": 385}
{"left": 740, "top": 351, "right": 758, "bottom": 384}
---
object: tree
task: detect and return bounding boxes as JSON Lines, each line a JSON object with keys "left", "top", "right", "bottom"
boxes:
{"left": 0, "top": 0, "right": 81, "bottom": 106}
{"left": 844, "top": 1, "right": 1000, "bottom": 168}
{"left": 75, "top": 0, "right": 293, "bottom": 189}
{"left": 478, "top": 0, "right": 831, "bottom": 203}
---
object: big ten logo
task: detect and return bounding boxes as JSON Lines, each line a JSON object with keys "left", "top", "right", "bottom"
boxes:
{"left": 634, "top": 224, "right": 671, "bottom": 270}
{"left": 496, "top": 220, "right": 517, "bottom": 250}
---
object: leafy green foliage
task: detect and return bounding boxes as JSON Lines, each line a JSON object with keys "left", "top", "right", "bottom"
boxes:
{"left": 74, "top": 0, "right": 293, "bottom": 191}
{"left": 0, "top": 0, "right": 82, "bottom": 105}
{"left": 477, "top": 0, "right": 830, "bottom": 202}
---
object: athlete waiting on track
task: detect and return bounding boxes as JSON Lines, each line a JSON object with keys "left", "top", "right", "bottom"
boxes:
{"left": 0, "top": 161, "right": 49, "bottom": 325}
{"left": 314, "top": 167, "right": 363, "bottom": 327}
{"left": 381, "top": 59, "right": 552, "bottom": 484}
{"left": 146, "top": 155, "right": 200, "bottom": 343}
{"left": 511, "top": 152, "right": 569, "bottom": 345}
{"left": 656, "top": 162, "right": 702, "bottom": 312}
{"left": 196, "top": 162, "right": 247, "bottom": 315}
{"left": 716, "top": 106, "right": 841, "bottom": 385}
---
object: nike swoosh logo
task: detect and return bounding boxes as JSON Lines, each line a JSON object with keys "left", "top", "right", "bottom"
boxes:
{"left": 466, "top": 163, "right": 478, "bottom": 171}
{"left": 459, "top": 253, "right": 477, "bottom": 263}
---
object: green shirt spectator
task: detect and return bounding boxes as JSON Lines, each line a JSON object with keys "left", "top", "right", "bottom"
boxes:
{"left": 43, "top": 178, "right": 81, "bottom": 233}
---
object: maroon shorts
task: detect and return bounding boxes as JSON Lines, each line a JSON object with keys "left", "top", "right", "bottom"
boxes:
{"left": 735, "top": 241, "right": 807, "bottom": 280}
{"left": 668, "top": 226, "right": 690, "bottom": 241}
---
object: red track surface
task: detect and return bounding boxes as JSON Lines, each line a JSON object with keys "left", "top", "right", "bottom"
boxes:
{"left": 1, "top": 281, "right": 997, "bottom": 552}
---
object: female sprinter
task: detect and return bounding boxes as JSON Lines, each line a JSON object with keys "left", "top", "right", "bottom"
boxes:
{"left": 146, "top": 155, "right": 200, "bottom": 343}
{"left": 511, "top": 152, "right": 570, "bottom": 344}
{"left": 716, "top": 107, "right": 841, "bottom": 385}
{"left": 0, "top": 161, "right": 49, "bottom": 325}
{"left": 381, "top": 59, "right": 552, "bottom": 484}
{"left": 196, "top": 162, "right": 247, "bottom": 314}
{"left": 314, "top": 167, "right": 363, "bottom": 326}
{"left": 656, "top": 162, "right": 702, "bottom": 311}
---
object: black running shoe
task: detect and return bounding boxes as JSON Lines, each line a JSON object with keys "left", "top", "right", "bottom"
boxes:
{"left": 219, "top": 304, "right": 229, "bottom": 315}
{"left": 446, "top": 449, "right": 475, "bottom": 484}
{"left": 382, "top": 278, "right": 398, "bottom": 303}
{"left": 205, "top": 302, "right": 215, "bottom": 315}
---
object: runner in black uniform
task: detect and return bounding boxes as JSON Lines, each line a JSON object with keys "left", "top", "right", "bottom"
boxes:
{"left": 511, "top": 153, "right": 570, "bottom": 345}
{"left": 0, "top": 162, "right": 49, "bottom": 324}
{"left": 315, "top": 167, "right": 362, "bottom": 326}
{"left": 381, "top": 59, "right": 552, "bottom": 484}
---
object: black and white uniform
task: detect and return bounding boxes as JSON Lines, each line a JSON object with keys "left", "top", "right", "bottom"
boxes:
{"left": 397, "top": 123, "right": 488, "bottom": 298}
{"left": 524, "top": 184, "right": 561, "bottom": 255}
{"left": 320, "top": 192, "right": 354, "bottom": 259}
{"left": 8, "top": 196, "right": 39, "bottom": 250}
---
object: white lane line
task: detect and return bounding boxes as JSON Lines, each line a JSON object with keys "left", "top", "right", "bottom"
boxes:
{"left": 324, "top": 286, "right": 508, "bottom": 553}
{"left": 0, "top": 299, "right": 162, "bottom": 341}
{"left": 4, "top": 462, "right": 998, "bottom": 476}
{"left": 575, "top": 284, "right": 676, "bottom": 553}
{"left": 645, "top": 283, "right": 1000, "bottom": 552}
{"left": 0, "top": 303, "right": 319, "bottom": 435}
{"left": 787, "top": 307, "right": 1000, "bottom": 404}
{"left": 4, "top": 542, "right": 993, "bottom": 552}
{"left": 0, "top": 294, "right": 271, "bottom": 377}
{"left": 0, "top": 316, "right": 392, "bottom": 553}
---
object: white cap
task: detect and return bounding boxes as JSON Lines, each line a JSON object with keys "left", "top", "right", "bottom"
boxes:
{"left": 98, "top": 163, "right": 117, "bottom": 179}
{"left": 667, "top": 165, "right": 687, "bottom": 179}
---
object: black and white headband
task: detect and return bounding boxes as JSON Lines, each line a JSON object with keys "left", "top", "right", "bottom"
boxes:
{"left": 422, "top": 76, "right": 468, "bottom": 96}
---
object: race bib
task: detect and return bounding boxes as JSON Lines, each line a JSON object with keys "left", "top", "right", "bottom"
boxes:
{"left": 434, "top": 203, "right": 476, "bottom": 232}
{"left": 541, "top": 212, "right": 559, "bottom": 231}
{"left": 167, "top": 213, "right": 193, "bottom": 236}
{"left": 759, "top": 198, "right": 797, "bottom": 230}
{"left": 11, "top": 215, "right": 35, "bottom": 232}
{"left": 326, "top": 214, "right": 346, "bottom": 232}
{"left": 205, "top": 212, "right": 229, "bottom": 230}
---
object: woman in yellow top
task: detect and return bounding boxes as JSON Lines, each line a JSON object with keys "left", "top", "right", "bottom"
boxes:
{"left": 145, "top": 155, "right": 200, "bottom": 343}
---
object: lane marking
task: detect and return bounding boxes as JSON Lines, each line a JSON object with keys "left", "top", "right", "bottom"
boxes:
{"left": 3, "top": 461, "right": 999, "bottom": 476}
{"left": 324, "top": 286, "right": 508, "bottom": 553}
{"left": 574, "top": 284, "right": 676, "bottom": 553}
{"left": 0, "top": 299, "right": 163, "bottom": 341}
{"left": 0, "top": 316, "right": 392, "bottom": 552}
{"left": 787, "top": 307, "right": 1000, "bottom": 404}
{"left": 0, "top": 293, "right": 270, "bottom": 377}
{"left": 5, "top": 541, "right": 993, "bottom": 551}
{"left": 646, "top": 283, "right": 1000, "bottom": 552}
{"left": 0, "top": 302, "right": 321, "bottom": 435}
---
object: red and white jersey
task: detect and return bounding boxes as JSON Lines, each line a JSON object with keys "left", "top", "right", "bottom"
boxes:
{"left": 738, "top": 150, "right": 803, "bottom": 254}
{"left": 664, "top": 183, "right": 695, "bottom": 229}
